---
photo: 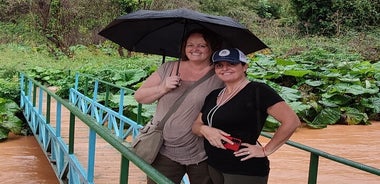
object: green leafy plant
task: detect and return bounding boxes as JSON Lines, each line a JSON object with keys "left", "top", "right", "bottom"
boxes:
{"left": 0, "top": 98, "right": 26, "bottom": 141}
{"left": 248, "top": 48, "right": 379, "bottom": 130}
{"left": 0, "top": 74, "right": 20, "bottom": 102}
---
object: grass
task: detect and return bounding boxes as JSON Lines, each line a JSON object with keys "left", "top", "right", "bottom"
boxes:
{"left": 0, "top": 43, "right": 163, "bottom": 73}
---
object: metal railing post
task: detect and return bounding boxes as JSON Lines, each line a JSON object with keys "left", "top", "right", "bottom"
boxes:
{"left": 120, "top": 155, "right": 130, "bottom": 184}
{"left": 68, "top": 112, "right": 75, "bottom": 154}
{"left": 308, "top": 153, "right": 319, "bottom": 184}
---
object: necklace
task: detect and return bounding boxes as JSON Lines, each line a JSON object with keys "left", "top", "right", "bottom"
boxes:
{"left": 207, "top": 79, "right": 249, "bottom": 126}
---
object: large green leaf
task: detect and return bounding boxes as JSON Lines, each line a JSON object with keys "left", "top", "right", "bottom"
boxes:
{"left": 114, "top": 69, "right": 147, "bottom": 86}
{"left": 318, "top": 99, "right": 339, "bottom": 108}
{"left": 263, "top": 116, "right": 280, "bottom": 132}
{"left": 374, "top": 73, "right": 380, "bottom": 81}
{"left": 288, "top": 101, "right": 311, "bottom": 114}
{"left": 1, "top": 115, "right": 23, "bottom": 134}
{"left": 3, "top": 100, "right": 20, "bottom": 113}
{"left": 321, "top": 70, "right": 341, "bottom": 78}
{"left": 0, "top": 126, "right": 10, "bottom": 140}
{"left": 321, "top": 94, "right": 353, "bottom": 106}
{"left": 0, "top": 97, "right": 27, "bottom": 138}
{"left": 360, "top": 97, "right": 380, "bottom": 114}
{"left": 132, "top": 103, "right": 157, "bottom": 125}
{"left": 275, "top": 58, "right": 297, "bottom": 66}
{"left": 330, "top": 83, "right": 379, "bottom": 95}
{"left": 351, "top": 61, "right": 376, "bottom": 74}
{"left": 342, "top": 107, "right": 370, "bottom": 125}
{"left": 111, "top": 94, "right": 139, "bottom": 107}
{"left": 283, "top": 69, "right": 313, "bottom": 77}
{"left": 308, "top": 108, "right": 341, "bottom": 128}
{"left": 346, "top": 85, "right": 379, "bottom": 95}
{"left": 277, "top": 86, "right": 301, "bottom": 102}
{"left": 305, "top": 79, "right": 324, "bottom": 87}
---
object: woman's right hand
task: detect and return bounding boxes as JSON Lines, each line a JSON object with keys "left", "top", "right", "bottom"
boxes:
{"left": 135, "top": 72, "right": 181, "bottom": 104}
{"left": 161, "top": 75, "right": 181, "bottom": 92}
{"left": 193, "top": 114, "right": 234, "bottom": 149}
{"left": 200, "top": 125, "right": 233, "bottom": 150}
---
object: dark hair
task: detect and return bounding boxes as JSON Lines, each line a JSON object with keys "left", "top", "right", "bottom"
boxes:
{"left": 242, "top": 63, "right": 248, "bottom": 76}
{"left": 180, "top": 29, "right": 222, "bottom": 62}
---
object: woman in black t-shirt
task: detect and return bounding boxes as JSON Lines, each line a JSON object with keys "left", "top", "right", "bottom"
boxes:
{"left": 192, "top": 48, "right": 301, "bottom": 184}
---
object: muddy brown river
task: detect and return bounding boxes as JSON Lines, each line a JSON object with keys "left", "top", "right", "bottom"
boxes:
{"left": 1, "top": 122, "right": 379, "bottom": 183}
{"left": 262, "top": 121, "right": 380, "bottom": 184}
{"left": 0, "top": 133, "right": 59, "bottom": 183}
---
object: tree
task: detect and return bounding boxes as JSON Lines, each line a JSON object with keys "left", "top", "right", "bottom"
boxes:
{"left": 29, "top": 0, "right": 139, "bottom": 58}
{"left": 290, "top": 0, "right": 380, "bottom": 36}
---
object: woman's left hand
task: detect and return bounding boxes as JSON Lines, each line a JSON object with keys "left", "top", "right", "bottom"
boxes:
{"left": 234, "top": 143, "right": 266, "bottom": 161}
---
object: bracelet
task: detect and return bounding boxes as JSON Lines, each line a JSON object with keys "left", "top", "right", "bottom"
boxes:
{"left": 262, "top": 146, "right": 267, "bottom": 157}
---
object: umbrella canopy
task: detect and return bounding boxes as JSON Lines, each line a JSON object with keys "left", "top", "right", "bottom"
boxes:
{"left": 99, "top": 8, "right": 268, "bottom": 58}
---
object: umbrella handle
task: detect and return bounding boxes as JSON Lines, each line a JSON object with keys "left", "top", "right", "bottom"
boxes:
{"left": 175, "top": 61, "right": 180, "bottom": 76}
{"left": 175, "top": 20, "right": 187, "bottom": 76}
{"left": 161, "top": 55, "right": 166, "bottom": 64}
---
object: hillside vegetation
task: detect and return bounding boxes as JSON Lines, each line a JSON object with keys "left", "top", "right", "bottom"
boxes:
{"left": 0, "top": 0, "right": 379, "bottom": 138}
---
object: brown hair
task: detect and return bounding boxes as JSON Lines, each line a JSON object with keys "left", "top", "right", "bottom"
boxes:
{"left": 180, "top": 29, "right": 222, "bottom": 62}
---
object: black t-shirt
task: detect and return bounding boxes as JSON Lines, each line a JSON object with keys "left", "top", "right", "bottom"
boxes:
{"left": 201, "top": 81, "right": 284, "bottom": 176}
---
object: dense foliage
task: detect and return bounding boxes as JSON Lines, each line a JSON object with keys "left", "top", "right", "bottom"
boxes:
{"left": 249, "top": 51, "right": 380, "bottom": 129}
{"left": 2, "top": 0, "right": 379, "bottom": 59}
{"left": 0, "top": 68, "right": 26, "bottom": 140}
{"left": 291, "top": 0, "right": 380, "bottom": 35}
{"left": 0, "top": 0, "right": 379, "bottom": 137}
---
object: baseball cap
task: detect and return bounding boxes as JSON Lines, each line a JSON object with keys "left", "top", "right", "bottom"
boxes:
{"left": 212, "top": 48, "right": 248, "bottom": 64}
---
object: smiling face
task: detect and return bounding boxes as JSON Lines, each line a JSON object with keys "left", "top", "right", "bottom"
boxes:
{"left": 184, "top": 33, "right": 212, "bottom": 63}
{"left": 214, "top": 61, "right": 248, "bottom": 83}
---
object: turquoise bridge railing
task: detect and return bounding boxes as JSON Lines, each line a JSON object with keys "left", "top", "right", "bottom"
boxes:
{"left": 20, "top": 73, "right": 175, "bottom": 184}
{"left": 70, "top": 73, "right": 142, "bottom": 140}
{"left": 20, "top": 72, "right": 379, "bottom": 184}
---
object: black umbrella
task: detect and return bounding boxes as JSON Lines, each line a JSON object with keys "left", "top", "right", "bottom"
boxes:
{"left": 99, "top": 8, "right": 268, "bottom": 59}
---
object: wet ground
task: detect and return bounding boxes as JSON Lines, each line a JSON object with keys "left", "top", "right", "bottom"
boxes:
{"left": 0, "top": 122, "right": 379, "bottom": 183}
